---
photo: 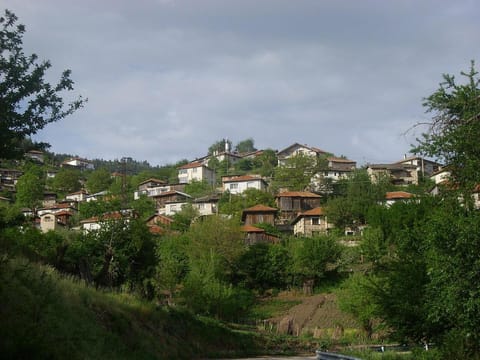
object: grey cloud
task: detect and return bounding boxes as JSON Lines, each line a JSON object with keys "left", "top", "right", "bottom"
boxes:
{"left": 3, "top": 0, "right": 479, "bottom": 166}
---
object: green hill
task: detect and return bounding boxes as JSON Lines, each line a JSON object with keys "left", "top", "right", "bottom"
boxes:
{"left": 0, "top": 256, "right": 263, "bottom": 359}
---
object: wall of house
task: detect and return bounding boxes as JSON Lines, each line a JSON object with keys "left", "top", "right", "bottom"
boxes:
{"left": 178, "top": 167, "right": 215, "bottom": 185}
{"left": 224, "top": 179, "right": 266, "bottom": 194}
{"left": 244, "top": 213, "right": 275, "bottom": 225}
{"left": 193, "top": 202, "right": 217, "bottom": 216}
{"left": 294, "top": 216, "right": 331, "bottom": 237}
{"left": 165, "top": 202, "right": 188, "bottom": 215}
{"left": 40, "top": 214, "right": 57, "bottom": 233}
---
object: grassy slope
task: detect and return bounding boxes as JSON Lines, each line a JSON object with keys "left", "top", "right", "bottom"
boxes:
{"left": 0, "top": 256, "right": 264, "bottom": 360}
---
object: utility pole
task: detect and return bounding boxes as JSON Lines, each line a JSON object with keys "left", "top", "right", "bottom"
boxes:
{"left": 120, "top": 157, "right": 131, "bottom": 209}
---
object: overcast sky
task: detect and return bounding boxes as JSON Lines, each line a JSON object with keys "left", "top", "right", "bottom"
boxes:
{"left": 4, "top": 0, "right": 480, "bottom": 166}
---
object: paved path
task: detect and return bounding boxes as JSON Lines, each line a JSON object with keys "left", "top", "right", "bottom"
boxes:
{"left": 222, "top": 356, "right": 316, "bottom": 360}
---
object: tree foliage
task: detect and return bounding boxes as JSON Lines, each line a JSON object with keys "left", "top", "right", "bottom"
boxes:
{"left": 208, "top": 138, "right": 232, "bottom": 155}
{"left": 413, "top": 61, "right": 480, "bottom": 192}
{"left": 15, "top": 165, "right": 44, "bottom": 208}
{"left": 86, "top": 168, "right": 112, "bottom": 194}
{"left": 50, "top": 168, "right": 82, "bottom": 194}
{"left": 272, "top": 153, "right": 324, "bottom": 191}
{"left": 326, "top": 170, "right": 391, "bottom": 231}
{"left": 234, "top": 138, "right": 257, "bottom": 153}
{"left": 288, "top": 235, "right": 342, "bottom": 286}
{"left": 0, "top": 9, "right": 85, "bottom": 159}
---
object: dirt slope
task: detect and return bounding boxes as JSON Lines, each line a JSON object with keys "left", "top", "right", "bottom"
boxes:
{"left": 269, "top": 293, "right": 359, "bottom": 336}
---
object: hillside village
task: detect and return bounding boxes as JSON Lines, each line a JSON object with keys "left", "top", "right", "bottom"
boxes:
{"left": 0, "top": 140, "right": 447, "bottom": 239}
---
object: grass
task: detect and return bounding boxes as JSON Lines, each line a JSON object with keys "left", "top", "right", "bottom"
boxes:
{"left": 248, "top": 296, "right": 303, "bottom": 320}
{"left": 0, "top": 255, "right": 264, "bottom": 359}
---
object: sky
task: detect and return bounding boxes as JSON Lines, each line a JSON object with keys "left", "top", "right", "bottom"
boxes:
{"left": 3, "top": 0, "right": 480, "bottom": 166}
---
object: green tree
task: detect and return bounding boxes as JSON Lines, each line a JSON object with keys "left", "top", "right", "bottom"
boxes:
{"left": 338, "top": 273, "right": 380, "bottom": 339}
{"left": 208, "top": 138, "right": 232, "bottom": 155}
{"left": 155, "top": 234, "right": 189, "bottom": 301}
{"left": 186, "top": 216, "right": 245, "bottom": 280}
{"left": 0, "top": 10, "right": 85, "bottom": 159}
{"left": 86, "top": 168, "right": 112, "bottom": 194}
{"left": 15, "top": 166, "right": 44, "bottom": 209}
{"left": 326, "top": 170, "right": 391, "bottom": 232}
{"left": 66, "top": 218, "right": 155, "bottom": 290}
{"left": 252, "top": 148, "right": 278, "bottom": 177}
{"left": 236, "top": 243, "right": 291, "bottom": 292}
{"left": 289, "top": 235, "right": 342, "bottom": 288}
{"left": 234, "top": 138, "right": 257, "bottom": 153}
{"left": 184, "top": 180, "right": 214, "bottom": 198}
{"left": 233, "top": 158, "right": 254, "bottom": 173}
{"left": 272, "top": 153, "right": 322, "bottom": 191}
{"left": 413, "top": 61, "right": 480, "bottom": 193}
{"left": 218, "top": 188, "right": 276, "bottom": 219}
{"left": 171, "top": 203, "right": 200, "bottom": 232}
{"left": 179, "top": 216, "right": 253, "bottom": 320}
{"left": 130, "top": 195, "right": 156, "bottom": 220}
{"left": 50, "top": 168, "right": 81, "bottom": 194}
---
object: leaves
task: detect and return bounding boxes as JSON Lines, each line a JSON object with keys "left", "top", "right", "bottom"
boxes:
{"left": 0, "top": 9, "right": 85, "bottom": 159}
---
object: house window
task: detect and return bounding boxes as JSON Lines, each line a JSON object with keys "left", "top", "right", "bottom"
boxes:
{"left": 44, "top": 216, "right": 53, "bottom": 222}
{"left": 179, "top": 169, "right": 187, "bottom": 174}
{"left": 230, "top": 183, "right": 238, "bottom": 190}
{"left": 192, "top": 167, "right": 197, "bottom": 173}
{"left": 311, "top": 217, "right": 320, "bottom": 225}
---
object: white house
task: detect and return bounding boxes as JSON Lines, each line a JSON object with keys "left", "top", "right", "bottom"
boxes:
{"left": 277, "top": 143, "right": 331, "bottom": 166}
{"left": 192, "top": 195, "right": 220, "bottom": 216}
{"left": 292, "top": 207, "right": 333, "bottom": 237}
{"left": 66, "top": 190, "right": 88, "bottom": 202}
{"left": 61, "top": 157, "right": 94, "bottom": 170}
{"left": 177, "top": 162, "right": 216, "bottom": 185}
{"left": 395, "top": 155, "right": 442, "bottom": 178}
{"left": 80, "top": 211, "right": 133, "bottom": 232}
{"left": 430, "top": 168, "right": 451, "bottom": 185}
{"left": 222, "top": 175, "right": 268, "bottom": 194}
{"left": 25, "top": 150, "right": 45, "bottom": 163}
{"left": 37, "top": 203, "right": 77, "bottom": 216}
{"left": 164, "top": 201, "right": 190, "bottom": 216}
{"left": 39, "top": 211, "right": 72, "bottom": 233}
{"left": 384, "top": 191, "right": 414, "bottom": 207}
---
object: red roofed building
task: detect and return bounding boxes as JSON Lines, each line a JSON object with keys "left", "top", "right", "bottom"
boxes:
{"left": 384, "top": 191, "right": 414, "bottom": 207}
{"left": 177, "top": 162, "right": 216, "bottom": 185}
{"left": 241, "top": 204, "right": 277, "bottom": 225}
{"left": 222, "top": 175, "right": 268, "bottom": 194}
{"left": 80, "top": 211, "right": 134, "bottom": 232}
{"left": 241, "top": 225, "right": 280, "bottom": 245}
{"left": 277, "top": 143, "right": 331, "bottom": 166}
{"left": 291, "top": 207, "right": 333, "bottom": 237}
{"left": 276, "top": 191, "right": 322, "bottom": 223}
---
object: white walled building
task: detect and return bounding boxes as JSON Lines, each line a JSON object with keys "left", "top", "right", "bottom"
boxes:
{"left": 177, "top": 162, "right": 216, "bottom": 185}
{"left": 222, "top": 175, "right": 268, "bottom": 194}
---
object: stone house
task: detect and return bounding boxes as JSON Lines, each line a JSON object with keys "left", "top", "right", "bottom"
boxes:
{"left": 291, "top": 207, "right": 333, "bottom": 237}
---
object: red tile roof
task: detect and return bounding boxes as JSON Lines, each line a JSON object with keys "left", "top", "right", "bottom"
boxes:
{"left": 385, "top": 191, "right": 414, "bottom": 200}
{"left": 138, "top": 178, "right": 166, "bottom": 186}
{"left": 328, "top": 157, "right": 356, "bottom": 163}
{"left": 276, "top": 191, "right": 321, "bottom": 198}
{"left": 80, "top": 211, "right": 123, "bottom": 224}
{"left": 178, "top": 161, "right": 206, "bottom": 169}
{"left": 300, "top": 207, "right": 326, "bottom": 216}
{"left": 55, "top": 210, "right": 74, "bottom": 216}
{"left": 241, "top": 225, "right": 265, "bottom": 233}
{"left": 222, "top": 175, "right": 263, "bottom": 183}
{"left": 291, "top": 207, "right": 327, "bottom": 225}
{"left": 243, "top": 204, "right": 278, "bottom": 213}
